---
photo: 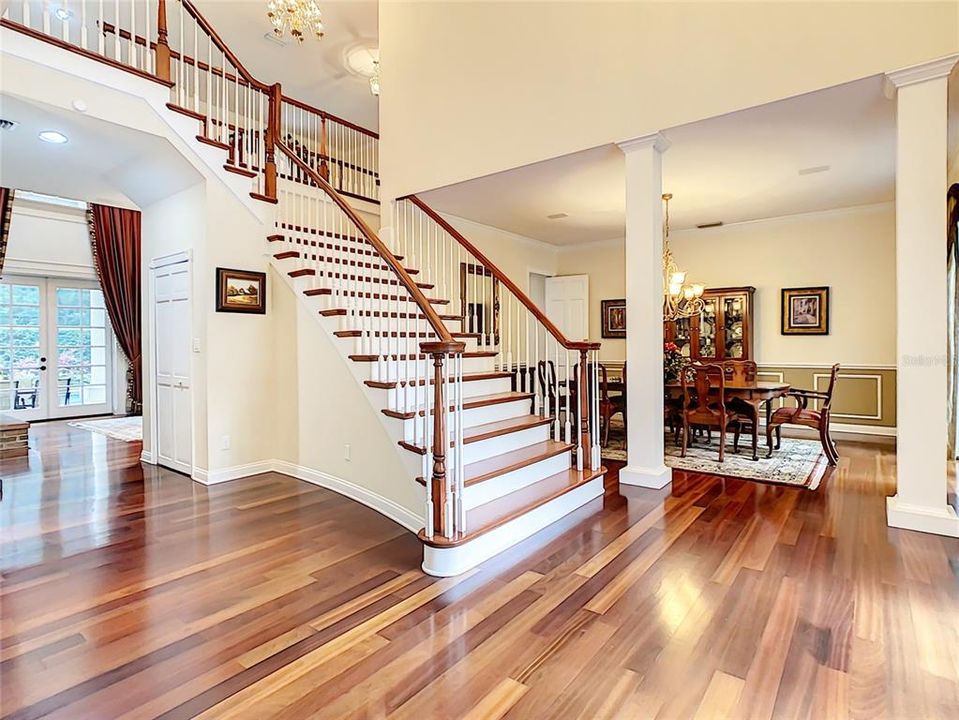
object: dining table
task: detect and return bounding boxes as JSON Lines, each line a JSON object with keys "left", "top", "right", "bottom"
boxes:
{"left": 664, "top": 379, "right": 791, "bottom": 460}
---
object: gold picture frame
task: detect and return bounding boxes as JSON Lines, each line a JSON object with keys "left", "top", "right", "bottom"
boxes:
{"left": 781, "top": 286, "right": 828, "bottom": 335}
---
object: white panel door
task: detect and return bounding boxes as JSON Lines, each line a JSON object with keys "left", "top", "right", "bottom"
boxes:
{"left": 153, "top": 260, "right": 192, "bottom": 475}
{"left": 545, "top": 274, "right": 590, "bottom": 341}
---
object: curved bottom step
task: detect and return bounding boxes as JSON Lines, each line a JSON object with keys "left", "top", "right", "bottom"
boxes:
{"left": 421, "top": 472, "right": 605, "bottom": 577}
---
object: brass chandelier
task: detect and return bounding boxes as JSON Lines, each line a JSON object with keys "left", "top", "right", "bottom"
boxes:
{"left": 662, "top": 193, "right": 705, "bottom": 321}
{"left": 266, "top": 0, "right": 325, "bottom": 43}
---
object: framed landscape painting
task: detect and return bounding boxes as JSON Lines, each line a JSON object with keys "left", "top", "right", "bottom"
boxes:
{"left": 216, "top": 268, "right": 267, "bottom": 314}
{"left": 601, "top": 299, "right": 627, "bottom": 339}
{"left": 781, "top": 286, "right": 828, "bottom": 335}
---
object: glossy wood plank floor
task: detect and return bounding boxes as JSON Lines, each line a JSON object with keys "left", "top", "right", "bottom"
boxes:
{"left": 2, "top": 423, "right": 958, "bottom": 719}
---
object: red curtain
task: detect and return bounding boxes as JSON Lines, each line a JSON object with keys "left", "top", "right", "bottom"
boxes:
{"left": 0, "top": 187, "right": 13, "bottom": 277}
{"left": 88, "top": 204, "right": 142, "bottom": 413}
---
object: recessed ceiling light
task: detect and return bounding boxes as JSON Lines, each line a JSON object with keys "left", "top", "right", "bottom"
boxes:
{"left": 547, "top": 212, "right": 568, "bottom": 220}
{"left": 54, "top": 7, "right": 73, "bottom": 21}
{"left": 38, "top": 130, "right": 69, "bottom": 144}
{"left": 798, "top": 165, "right": 830, "bottom": 176}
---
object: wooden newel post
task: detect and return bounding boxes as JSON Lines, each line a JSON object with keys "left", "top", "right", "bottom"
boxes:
{"left": 264, "top": 82, "right": 282, "bottom": 201}
{"left": 578, "top": 348, "right": 593, "bottom": 470}
{"left": 429, "top": 351, "right": 449, "bottom": 536}
{"left": 155, "top": 0, "right": 171, "bottom": 82}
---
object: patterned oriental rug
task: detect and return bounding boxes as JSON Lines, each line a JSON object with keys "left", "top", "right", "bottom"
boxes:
{"left": 601, "top": 419, "right": 829, "bottom": 489}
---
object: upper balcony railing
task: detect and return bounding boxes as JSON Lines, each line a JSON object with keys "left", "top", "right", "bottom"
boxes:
{"left": 1, "top": 0, "right": 380, "bottom": 204}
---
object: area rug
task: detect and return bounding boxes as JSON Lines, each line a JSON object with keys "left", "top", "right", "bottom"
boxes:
{"left": 69, "top": 416, "right": 143, "bottom": 442}
{"left": 601, "top": 419, "right": 828, "bottom": 489}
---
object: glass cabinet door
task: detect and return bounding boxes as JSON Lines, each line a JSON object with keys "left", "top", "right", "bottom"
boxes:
{"left": 698, "top": 299, "right": 717, "bottom": 358}
{"left": 723, "top": 294, "right": 747, "bottom": 359}
{"left": 673, "top": 316, "right": 692, "bottom": 358}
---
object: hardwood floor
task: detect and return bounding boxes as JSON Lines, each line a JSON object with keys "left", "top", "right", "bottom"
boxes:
{"left": 2, "top": 422, "right": 958, "bottom": 719}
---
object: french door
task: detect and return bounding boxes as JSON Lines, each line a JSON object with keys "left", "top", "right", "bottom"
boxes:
{"left": 0, "top": 276, "right": 113, "bottom": 421}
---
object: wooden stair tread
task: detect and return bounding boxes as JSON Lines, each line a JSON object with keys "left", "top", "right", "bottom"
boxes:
{"left": 415, "top": 440, "right": 572, "bottom": 487}
{"left": 350, "top": 350, "right": 495, "bottom": 362}
{"left": 250, "top": 192, "right": 278, "bottom": 204}
{"left": 383, "top": 391, "right": 532, "bottom": 420}
{"left": 398, "top": 414, "right": 553, "bottom": 455}
{"left": 224, "top": 163, "right": 257, "bottom": 178}
{"left": 267, "top": 234, "right": 405, "bottom": 262}
{"left": 418, "top": 465, "right": 605, "bottom": 548}
{"left": 271, "top": 249, "right": 416, "bottom": 274}
{"left": 364, "top": 370, "right": 510, "bottom": 390}
{"left": 320, "top": 309, "right": 458, "bottom": 321}
{"left": 167, "top": 102, "right": 205, "bottom": 122}
{"left": 303, "top": 288, "right": 448, "bottom": 305}
{"left": 196, "top": 134, "right": 230, "bottom": 151}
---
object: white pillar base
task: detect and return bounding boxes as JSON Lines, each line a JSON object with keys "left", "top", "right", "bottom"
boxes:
{"left": 619, "top": 463, "right": 672, "bottom": 489}
{"left": 886, "top": 495, "right": 959, "bottom": 537}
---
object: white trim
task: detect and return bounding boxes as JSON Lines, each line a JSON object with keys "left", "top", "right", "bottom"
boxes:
{"left": 884, "top": 53, "right": 959, "bottom": 93}
{"left": 887, "top": 496, "right": 959, "bottom": 537}
{"left": 617, "top": 131, "right": 671, "bottom": 154}
{"left": 140, "top": 449, "right": 156, "bottom": 464}
{"left": 619, "top": 463, "right": 672, "bottom": 489}
{"left": 814, "top": 372, "right": 882, "bottom": 421}
{"left": 1, "top": 259, "right": 97, "bottom": 280}
{"left": 149, "top": 250, "right": 192, "bottom": 270}
{"left": 272, "top": 460, "right": 422, "bottom": 532}
{"left": 194, "top": 460, "right": 274, "bottom": 485}
{"left": 780, "top": 422, "right": 896, "bottom": 439}
{"left": 11, "top": 203, "right": 88, "bottom": 224}
{"left": 757, "top": 362, "right": 895, "bottom": 371}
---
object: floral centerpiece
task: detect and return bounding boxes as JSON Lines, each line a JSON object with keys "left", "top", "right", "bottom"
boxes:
{"left": 664, "top": 342, "right": 684, "bottom": 382}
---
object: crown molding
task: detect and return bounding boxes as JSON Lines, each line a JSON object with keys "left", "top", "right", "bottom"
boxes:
{"left": 617, "top": 131, "right": 670, "bottom": 154}
{"left": 883, "top": 53, "right": 959, "bottom": 96}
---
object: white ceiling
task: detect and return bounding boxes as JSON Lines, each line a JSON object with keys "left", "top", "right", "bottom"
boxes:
{"left": 421, "top": 76, "right": 902, "bottom": 246}
{"left": 193, "top": 0, "right": 379, "bottom": 130}
{"left": 0, "top": 94, "right": 201, "bottom": 207}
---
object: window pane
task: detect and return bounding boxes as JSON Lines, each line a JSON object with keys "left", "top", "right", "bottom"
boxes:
{"left": 90, "top": 308, "right": 107, "bottom": 328}
{"left": 90, "top": 290, "right": 105, "bottom": 308}
{"left": 12, "top": 285, "right": 40, "bottom": 305}
{"left": 90, "top": 346, "right": 106, "bottom": 365}
{"left": 10, "top": 328, "right": 40, "bottom": 346}
{"left": 58, "top": 328, "right": 90, "bottom": 348}
{"left": 56, "top": 288, "right": 82, "bottom": 306}
{"left": 83, "top": 385, "right": 106, "bottom": 404}
{"left": 57, "top": 307, "right": 87, "bottom": 326}
{"left": 0, "top": 284, "right": 9, "bottom": 303}
{"left": 12, "top": 307, "right": 40, "bottom": 326}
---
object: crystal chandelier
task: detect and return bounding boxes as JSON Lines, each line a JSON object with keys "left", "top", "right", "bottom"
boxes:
{"left": 662, "top": 193, "right": 705, "bottom": 321}
{"left": 266, "top": 0, "right": 324, "bottom": 43}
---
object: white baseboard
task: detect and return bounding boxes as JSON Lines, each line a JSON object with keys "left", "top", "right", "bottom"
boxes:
{"left": 271, "top": 459, "right": 422, "bottom": 533}
{"left": 619, "top": 463, "right": 672, "bottom": 489}
{"left": 140, "top": 450, "right": 156, "bottom": 464}
{"left": 193, "top": 460, "right": 274, "bottom": 485}
{"left": 887, "top": 496, "right": 959, "bottom": 537}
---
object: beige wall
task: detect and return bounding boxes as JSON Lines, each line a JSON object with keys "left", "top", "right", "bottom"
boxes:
{"left": 380, "top": 1, "right": 957, "bottom": 200}
{"left": 441, "top": 213, "right": 561, "bottom": 296}
{"left": 558, "top": 202, "right": 896, "bottom": 366}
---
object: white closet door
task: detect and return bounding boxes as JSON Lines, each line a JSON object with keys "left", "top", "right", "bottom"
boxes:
{"left": 153, "top": 260, "right": 192, "bottom": 475}
{"left": 545, "top": 274, "right": 590, "bottom": 341}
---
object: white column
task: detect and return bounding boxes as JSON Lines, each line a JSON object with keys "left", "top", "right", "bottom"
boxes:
{"left": 617, "top": 133, "right": 671, "bottom": 488}
{"left": 886, "top": 54, "right": 959, "bottom": 537}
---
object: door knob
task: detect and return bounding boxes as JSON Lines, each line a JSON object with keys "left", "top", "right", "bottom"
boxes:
{"left": 40, "top": 365, "right": 47, "bottom": 371}
{"left": 40, "top": 357, "right": 47, "bottom": 362}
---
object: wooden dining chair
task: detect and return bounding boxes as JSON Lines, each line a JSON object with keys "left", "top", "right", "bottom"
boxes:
{"left": 766, "top": 363, "right": 840, "bottom": 465}
{"left": 680, "top": 363, "right": 747, "bottom": 463}
{"left": 599, "top": 363, "right": 626, "bottom": 447}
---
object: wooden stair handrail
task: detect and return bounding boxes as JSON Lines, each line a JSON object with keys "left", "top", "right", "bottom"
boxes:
{"left": 179, "top": 0, "right": 271, "bottom": 92}
{"left": 277, "top": 142, "right": 462, "bottom": 352}
{"left": 282, "top": 95, "right": 380, "bottom": 140}
{"left": 404, "top": 195, "right": 600, "bottom": 352}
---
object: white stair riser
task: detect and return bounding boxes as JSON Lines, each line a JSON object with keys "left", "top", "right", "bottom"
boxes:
{"left": 463, "top": 450, "right": 573, "bottom": 510}
{"left": 422, "top": 475, "right": 605, "bottom": 577}
{"left": 398, "top": 399, "right": 532, "bottom": 442}
{"left": 461, "top": 424, "right": 550, "bottom": 465}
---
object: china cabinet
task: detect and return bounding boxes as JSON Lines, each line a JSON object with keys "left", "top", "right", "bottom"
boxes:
{"left": 663, "top": 286, "right": 755, "bottom": 361}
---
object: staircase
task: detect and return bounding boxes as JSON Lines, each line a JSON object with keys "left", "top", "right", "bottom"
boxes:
{"left": 1, "top": 0, "right": 607, "bottom": 577}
